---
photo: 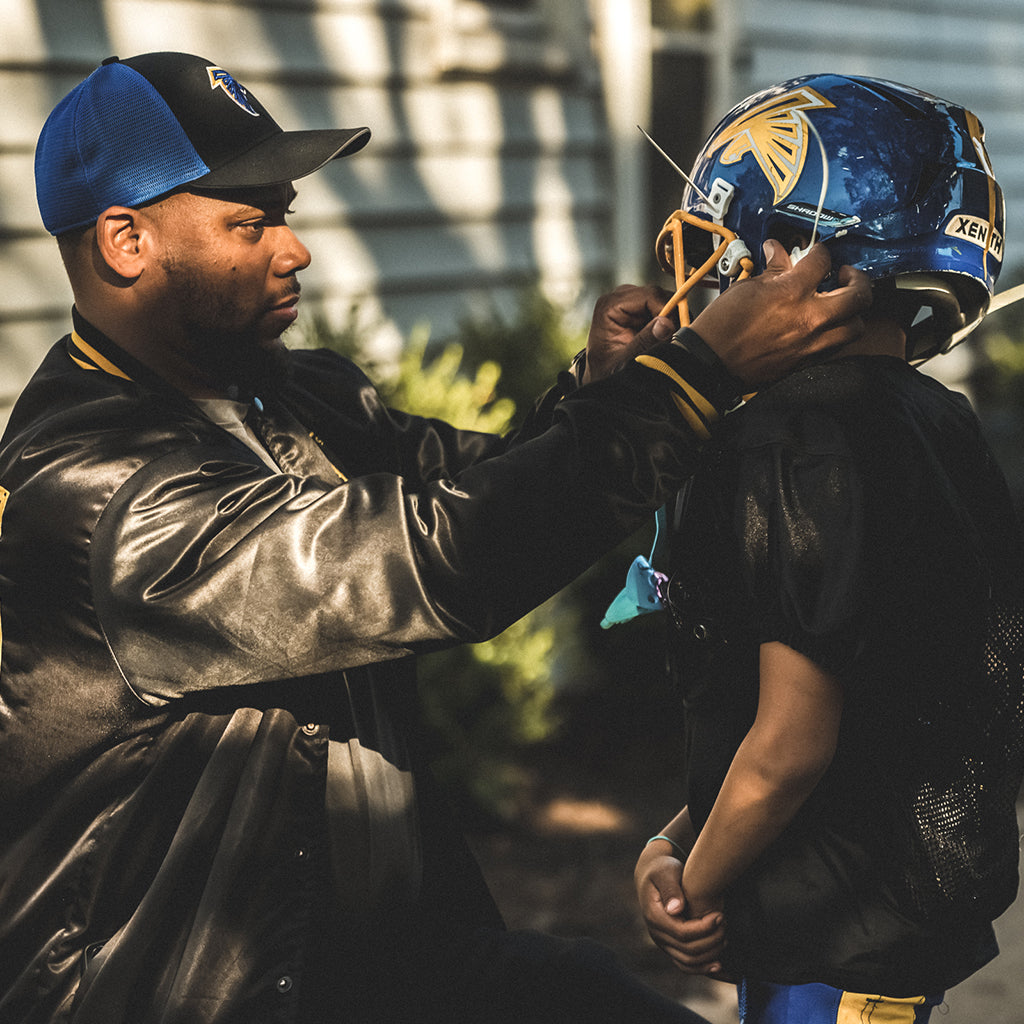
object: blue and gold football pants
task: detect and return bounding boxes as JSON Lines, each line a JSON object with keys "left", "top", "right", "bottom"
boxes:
{"left": 738, "top": 979, "right": 944, "bottom": 1024}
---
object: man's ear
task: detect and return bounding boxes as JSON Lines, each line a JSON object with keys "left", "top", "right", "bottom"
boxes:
{"left": 94, "top": 207, "right": 150, "bottom": 280}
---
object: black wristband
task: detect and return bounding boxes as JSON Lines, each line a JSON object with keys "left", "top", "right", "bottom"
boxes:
{"left": 633, "top": 343, "right": 729, "bottom": 439}
{"left": 671, "top": 327, "right": 746, "bottom": 413}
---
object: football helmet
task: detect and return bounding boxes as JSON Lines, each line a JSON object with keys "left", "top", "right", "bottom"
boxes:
{"left": 656, "top": 74, "right": 1005, "bottom": 362}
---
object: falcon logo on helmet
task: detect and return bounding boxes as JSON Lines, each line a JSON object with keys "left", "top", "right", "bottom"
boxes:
{"left": 706, "top": 87, "right": 836, "bottom": 204}
{"left": 207, "top": 66, "right": 259, "bottom": 117}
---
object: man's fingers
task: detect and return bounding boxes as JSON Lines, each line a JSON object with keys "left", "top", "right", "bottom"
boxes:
{"left": 779, "top": 240, "right": 832, "bottom": 283}
{"left": 783, "top": 243, "right": 873, "bottom": 325}
{"left": 831, "top": 268, "right": 874, "bottom": 336}
{"left": 687, "top": 237, "right": 877, "bottom": 386}
{"left": 761, "top": 237, "right": 793, "bottom": 274}
{"left": 834, "top": 262, "right": 866, "bottom": 289}
{"left": 763, "top": 241, "right": 873, "bottom": 361}
{"left": 632, "top": 315, "right": 676, "bottom": 353}
{"left": 586, "top": 283, "right": 678, "bottom": 383}
{"left": 764, "top": 240, "right": 872, "bottom": 319}
{"left": 801, "top": 264, "right": 873, "bottom": 355}
{"left": 820, "top": 263, "right": 873, "bottom": 313}
{"left": 595, "top": 283, "right": 673, "bottom": 327}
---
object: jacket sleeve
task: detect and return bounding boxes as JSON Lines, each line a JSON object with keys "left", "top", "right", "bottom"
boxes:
{"left": 275, "top": 345, "right": 580, "bottom": 485}
{"left": 91, "top": 344, "right": 712, "bottom": 703}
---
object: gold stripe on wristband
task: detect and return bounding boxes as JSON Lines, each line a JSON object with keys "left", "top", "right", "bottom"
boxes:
{"left": 635, "top": 355, "right": 720, "bottom": 424}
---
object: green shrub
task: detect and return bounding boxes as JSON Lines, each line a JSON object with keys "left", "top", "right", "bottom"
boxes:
{"left": 449, "top": 291, "right": 587, "bottom": 423}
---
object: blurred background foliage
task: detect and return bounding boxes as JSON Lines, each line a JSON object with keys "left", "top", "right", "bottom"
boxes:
{"left": 300, "top": 287, "right": 1024, "bottom": 823}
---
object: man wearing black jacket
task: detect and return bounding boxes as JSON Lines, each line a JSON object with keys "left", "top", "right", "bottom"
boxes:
{"left": 0, "top": 52, "right": 869, "bottom": 1023}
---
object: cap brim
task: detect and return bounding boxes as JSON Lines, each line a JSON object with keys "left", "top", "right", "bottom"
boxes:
{"left": 192, "top": 125, "right": 370, "bottom": 190}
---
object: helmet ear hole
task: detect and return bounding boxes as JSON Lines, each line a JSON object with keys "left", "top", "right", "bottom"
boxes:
{"left": 875, "top": 274, "right": 988, "bottom": 363}
{"left": 763, "top": 221, "right": 812, "bottom": 259}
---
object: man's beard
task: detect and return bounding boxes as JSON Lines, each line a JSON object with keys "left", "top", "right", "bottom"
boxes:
{"left": 160, "top": 257, "right": 295, "bottom": 397}
{"left": 190, "top": 326, "right": 293, "bottom": 399}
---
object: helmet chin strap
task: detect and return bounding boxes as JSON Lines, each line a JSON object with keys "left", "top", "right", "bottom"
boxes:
{"left": 788, "top": 115, "right": 830, "bottom": 265}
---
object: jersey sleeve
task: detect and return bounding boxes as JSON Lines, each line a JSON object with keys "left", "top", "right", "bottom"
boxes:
{"left": 731, "top": 396, "right": 868, "bottom": 683}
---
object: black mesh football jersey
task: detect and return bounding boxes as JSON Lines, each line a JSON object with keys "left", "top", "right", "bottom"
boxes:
{"left": 664, "top": 355, "right": 1024, "bottom": 994}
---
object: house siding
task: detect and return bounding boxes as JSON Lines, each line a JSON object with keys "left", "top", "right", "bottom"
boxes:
{"left": 1, "top": 0, "right": 613, "bottom": 420}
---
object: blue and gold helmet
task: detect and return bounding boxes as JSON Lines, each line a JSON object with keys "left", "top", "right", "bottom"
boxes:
{"left": 656, "top": 74, "right": 1005, "bottom": 362}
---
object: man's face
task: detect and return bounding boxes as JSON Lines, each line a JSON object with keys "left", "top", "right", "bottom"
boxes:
{"left": 147, "top": 184, "right": 311, "bottom": 394}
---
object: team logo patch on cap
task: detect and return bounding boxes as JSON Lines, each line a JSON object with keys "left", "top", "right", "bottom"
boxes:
{"left": 207, "top": 67, "right": 259, "bottom": 117}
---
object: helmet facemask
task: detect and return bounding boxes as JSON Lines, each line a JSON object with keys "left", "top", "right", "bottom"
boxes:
{"left": 654, "top": 205, "right": 754, "bottom": 325}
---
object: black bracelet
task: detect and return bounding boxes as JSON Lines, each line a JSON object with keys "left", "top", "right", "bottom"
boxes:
{"left": 671, "top": 327, "right": 746, "bottom": 413}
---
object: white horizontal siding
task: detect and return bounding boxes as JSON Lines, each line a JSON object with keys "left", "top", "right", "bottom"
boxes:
{"left": 0, "top": 0, "right": 613, "bottom": 422}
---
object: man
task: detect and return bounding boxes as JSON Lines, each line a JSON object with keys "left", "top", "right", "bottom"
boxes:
{"left": 633, "top": 74, "right": 1024, "bottom": 1023}
{"left": 0, "top": 53, "right": 869, "bottom": 1023}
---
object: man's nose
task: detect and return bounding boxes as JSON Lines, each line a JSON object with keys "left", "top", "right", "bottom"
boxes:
{"left": 276, "top": 225, "right": 311, "bottom": 274}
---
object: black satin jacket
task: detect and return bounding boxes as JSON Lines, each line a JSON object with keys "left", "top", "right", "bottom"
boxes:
{"left": 0, "top": 315, "right": 702, "bottom": 1022}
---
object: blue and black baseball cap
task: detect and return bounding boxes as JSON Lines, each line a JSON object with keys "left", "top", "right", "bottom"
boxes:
{"left": 35, "top": 51, "right": 371, "bottom": 236}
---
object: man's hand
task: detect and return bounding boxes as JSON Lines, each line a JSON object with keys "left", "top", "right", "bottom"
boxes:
{"left": 584, "top": 284, "right": 676, "bottom": 384}
{"left": 690, "top": 240, "right": 872, "bottom": 387}
{"left": 634, "top": 841, "right": 728, "bottom": 977}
